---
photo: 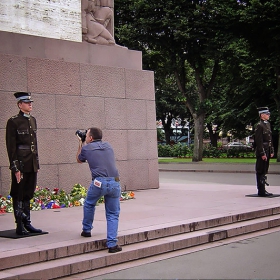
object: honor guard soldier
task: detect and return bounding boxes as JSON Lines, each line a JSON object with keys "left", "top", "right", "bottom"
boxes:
{"left": 6, "top": 92, "right": 43, "bottom": 235}
{"left": 255, "top": 107, "right": 274, "bottom": 197}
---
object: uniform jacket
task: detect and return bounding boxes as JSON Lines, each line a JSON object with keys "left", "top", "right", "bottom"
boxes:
{"left": 255, "top": 119, "right": 274, "bottom": 157}
{"left": 6, "top": 110, "right": 39, "bottom": 173}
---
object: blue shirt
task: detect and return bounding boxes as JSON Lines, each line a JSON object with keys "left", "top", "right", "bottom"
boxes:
{"left": 78, "top": 141, "right": 119, "bottom": 179}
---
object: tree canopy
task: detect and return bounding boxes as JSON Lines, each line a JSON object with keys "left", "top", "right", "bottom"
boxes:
{"left": 114, "top": 0, "right": 280, "bottom": 161}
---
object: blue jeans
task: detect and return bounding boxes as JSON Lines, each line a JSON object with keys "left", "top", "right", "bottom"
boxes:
{"left": 82, "top": 177, "right": 121, "bottom": 248}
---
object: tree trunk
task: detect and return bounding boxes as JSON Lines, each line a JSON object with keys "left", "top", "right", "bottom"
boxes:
{"left": 161, "top": 115, "right": 172, "bottom": 145}
{"left": 164, "top": 127, "right": 171, "bottom": 145}
{"left": 192, "top": 113, "right": 205, "bottom": 162}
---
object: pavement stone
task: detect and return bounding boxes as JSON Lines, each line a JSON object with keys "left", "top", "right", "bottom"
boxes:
{"left": 0, "top": 162, "right": 279, "bottom": 261}
{"left": 159, "top": 161, "right": 280, "bottom": 173}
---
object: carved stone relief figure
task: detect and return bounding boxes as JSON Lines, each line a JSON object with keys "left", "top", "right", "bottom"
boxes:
{"left": 82, "top": 0, "right": 115, "bottom": 45}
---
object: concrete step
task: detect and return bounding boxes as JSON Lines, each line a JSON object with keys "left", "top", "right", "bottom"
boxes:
{"left": 1, "top": 208, "right": 280, "bottom": 280}
{"left": 1, "top": 206, "right": 279, "bottom": 271}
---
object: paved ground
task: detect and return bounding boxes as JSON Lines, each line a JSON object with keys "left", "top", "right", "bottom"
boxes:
{"left": 87, "top": 230, "right": 280, "bottom": 279}
{"left": 159, "top": 161, "right": 280, "bottom": 174}
{"left": 1, "top": 162, "right": 280, "bottom": 279}
{"left": 67, "top": 166, "right": 280, "bottom": 280}
{"left": 1, "top": 164, "right": 279, "bottom": 254}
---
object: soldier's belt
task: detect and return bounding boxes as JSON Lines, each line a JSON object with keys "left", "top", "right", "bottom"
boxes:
{"left": 263, "top": 142, "right": 271, "bottom": 147}
{"left": 17, "top": 145, "right": 29, "bottom": 150}
{"left": 17, "top": 145, "right": 36, "bottom": 152}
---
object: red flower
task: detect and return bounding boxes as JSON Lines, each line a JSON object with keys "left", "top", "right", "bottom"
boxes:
{"left": 52, "top": 204, "right": 60, "bottom": 209}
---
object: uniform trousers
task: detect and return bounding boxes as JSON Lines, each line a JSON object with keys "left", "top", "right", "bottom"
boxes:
{"left": 255, "top": 149, "right": 270, "bottom": 192}
{"left": 10, "top": 172, "right": 37, "bottom": 201}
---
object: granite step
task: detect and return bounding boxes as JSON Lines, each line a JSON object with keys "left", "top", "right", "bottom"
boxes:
{"left": 1, "top": 206, "right": 279, "bottom": 271}
{"left": 1, "top": 208, "right": 280, "bottom": 280}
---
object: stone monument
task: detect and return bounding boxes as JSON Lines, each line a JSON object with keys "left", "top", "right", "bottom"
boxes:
{"left": 0, "top": 0, "right": 82, "bottom": 41}
{"left": 0, "top": 0, "right": 159, "bottom": 195}
{"left": 82, "top": 0, "right": 115, "bottom": 45}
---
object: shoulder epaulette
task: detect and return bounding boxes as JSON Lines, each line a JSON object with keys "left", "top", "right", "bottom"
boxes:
{"left": 10, "top": 114, "right": 19, "bottom": 119}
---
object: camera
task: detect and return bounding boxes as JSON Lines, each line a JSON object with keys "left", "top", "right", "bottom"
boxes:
{"left": 75, "top": 129, "right": 87, "bottom": 142}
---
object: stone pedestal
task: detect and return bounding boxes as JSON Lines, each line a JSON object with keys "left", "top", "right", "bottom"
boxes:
{"left": 0, "top": 31, "right": 159, "bottom": 194}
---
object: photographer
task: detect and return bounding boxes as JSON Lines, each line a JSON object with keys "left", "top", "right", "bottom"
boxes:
{"left": 76, "top": 127, "right": 122, "bottom": 253}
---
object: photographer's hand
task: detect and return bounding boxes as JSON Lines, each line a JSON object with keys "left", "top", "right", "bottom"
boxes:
{"left": 76, "top": 134, "right": 82, "bottom": 141}
{"left": 76, "top": 140, "right": 83, "bottom": 163}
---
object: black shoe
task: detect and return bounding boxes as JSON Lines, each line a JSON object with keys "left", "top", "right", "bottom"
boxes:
{"left": 258, "top": 191, "right": 273, "bottom": 197}
{"left": 24, "top": 224, "right": 43, "bottom": 233}
{"left": 265, "top": 190, "right": 273, "bottom": 196}
{"left": 81, "top": 231, "right": 91, "bottom": 237}
{"left": 16, "top": 223, "right": 29, "bottom": 235}
{"left": 108, "top": 245, "right": 122, "bottom": 253}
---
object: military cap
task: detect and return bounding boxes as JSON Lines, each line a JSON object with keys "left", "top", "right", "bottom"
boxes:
{"left": 257, "top": 107, "right": 270, "bottom": 115}
{"left": 14, "top": 92, "right": 33, "bottom": 103}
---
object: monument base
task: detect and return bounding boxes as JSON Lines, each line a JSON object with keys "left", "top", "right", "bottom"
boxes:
{"left": 0, "top": 30, "right": 142, "bottom": 70}
{"left": 245, "top": 194, "right": 280, "bottom": 198}
{"left": 0, "top": 229, "right": 49, "bottom": 239}
{"left": 0, "top": 30, "right": 159, "bottom": 195}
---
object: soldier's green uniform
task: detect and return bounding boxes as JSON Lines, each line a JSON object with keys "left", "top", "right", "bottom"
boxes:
{"left": 255, "top": 107, "right": 274, "bottom": 197}
{"left": 6, "top": 92, "right": 42, "bottom": 235}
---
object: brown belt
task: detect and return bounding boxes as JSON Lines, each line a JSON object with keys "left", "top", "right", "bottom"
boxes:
{"left": 92, "top": 177, "right": 120, "bottom": 182}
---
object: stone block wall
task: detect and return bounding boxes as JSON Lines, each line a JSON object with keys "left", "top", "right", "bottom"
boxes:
{"left": 0, "top": 31, "right": 159, "bottom": 195}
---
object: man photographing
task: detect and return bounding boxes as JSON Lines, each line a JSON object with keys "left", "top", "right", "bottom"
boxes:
{"left": 255, "top": 107, "right": 274, "bottom": 197}
{"left": 76, "top": 127, "right": 122, "bottom": 253}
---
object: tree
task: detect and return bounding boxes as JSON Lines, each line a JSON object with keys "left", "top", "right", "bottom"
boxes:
{"left": 205, "top": 35, "right": 279, "bottom": 151}
{"left": 115, "top": 0, "right": 242, "bottom": 161}
{"left": 236, "top": 0, "right": 280, "bottom": 161}
{"left": 147, "top": 50, "right": 190, "bottom": 144}
{"left": 114, "top": 0, "right": 280, "bottom": 160}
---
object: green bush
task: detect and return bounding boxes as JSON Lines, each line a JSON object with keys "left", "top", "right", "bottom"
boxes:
{"left": 172, "top": 143, "right": 190, "bottom": 157}
{"left": 203, "top": 145, "right": 225, "bottom": 158}
{"left": 226, "top": 148, "right": 255, "bottom": 158}
{"left": 158, "top": 144, "right": 255, "bottom": 158}
{"left": 158, "top": 143, "right": 191, "bottom": 157}
{"left": 158, "top": 144, "right": 174, "bottom": 157}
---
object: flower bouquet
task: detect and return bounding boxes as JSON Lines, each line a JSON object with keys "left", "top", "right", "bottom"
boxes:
{"left": 70, "top": 184, "right": 87, "bottom": 206}
{"left": 0, "top": 184, "right": 135, "bottom": 213}
{"left": 121, "top": 191, "right": 135, "bottom": 201}
{"left": 0, "top": 195, "right": 13, "bottom": 213}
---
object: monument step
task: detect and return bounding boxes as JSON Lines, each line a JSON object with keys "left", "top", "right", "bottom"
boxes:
{"left": 0, "top": 207, "right": 279, "bottom": 272}
{"left": 0, "top": 206, "right": 279, "bottom": 272}
{"left": 0, "top": 211, "right": 280, "bottom": 280}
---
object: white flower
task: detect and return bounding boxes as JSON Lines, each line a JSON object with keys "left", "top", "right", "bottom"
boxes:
{"left": 79, "top": 198, "right": 85, "bottom": 205}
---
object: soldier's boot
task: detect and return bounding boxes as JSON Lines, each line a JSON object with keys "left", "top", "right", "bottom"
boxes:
{"left": 23, "top": 200, "right": 42, "bottom": 233}
{"left": 13, "top": 200, "right": 29, "bottom": 235}
{"left": 257, "top": 173, "right": 272, "bottom": 197}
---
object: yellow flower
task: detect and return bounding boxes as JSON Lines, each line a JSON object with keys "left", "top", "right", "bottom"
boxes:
{"left": 74, "top": 201, "right": 80, "bottom": 206}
